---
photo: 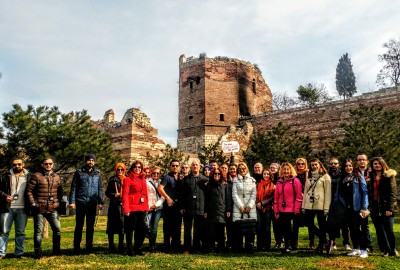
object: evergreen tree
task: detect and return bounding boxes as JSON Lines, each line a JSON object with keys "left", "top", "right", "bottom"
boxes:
{"left": 0, "top": 104, "right": 120, "bottom": 175}
{"left": 145, "top": 144, "right": 189, "bottom": 174}
{"left": 296, "top": 83, "right": 331, "bottom": 106}
{"left": 197, "top": 141, "right": 228, "bottom": 165}
{"left": 336, "top": 53, "right": 357, "bottom": 100}
{"left": 243, "top": 122, "right": 313, "bottom": 169}
{"left": 325, "top": 105, "right": 400, "bottom": 172}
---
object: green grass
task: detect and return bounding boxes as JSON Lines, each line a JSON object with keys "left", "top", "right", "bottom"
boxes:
{"left": 1, "top": 215, "right": 399, "bottom": 269}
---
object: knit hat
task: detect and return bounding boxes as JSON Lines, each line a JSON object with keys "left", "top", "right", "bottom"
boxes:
{"left": 85, "top": 154, "right": 96, "bottom": 162}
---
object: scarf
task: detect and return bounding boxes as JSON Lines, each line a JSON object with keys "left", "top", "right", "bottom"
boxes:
{"left": 257, "top": 179, "right": 275, "bottom": 212}
{"left": 114, "top": 163, "right": 127, "bottom": 183}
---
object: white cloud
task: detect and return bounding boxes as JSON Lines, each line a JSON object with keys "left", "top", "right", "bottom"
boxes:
{"left": 0, "top": 0, "right": 399, "bottom": 146}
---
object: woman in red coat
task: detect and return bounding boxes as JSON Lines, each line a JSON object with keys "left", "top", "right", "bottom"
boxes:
{"left": 122, "top": 160, "right": 149, "bottom": 256}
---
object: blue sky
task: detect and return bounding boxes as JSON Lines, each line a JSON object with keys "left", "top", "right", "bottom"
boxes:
{"left": 0, "top": 0, "right": 399, "bottom": 145}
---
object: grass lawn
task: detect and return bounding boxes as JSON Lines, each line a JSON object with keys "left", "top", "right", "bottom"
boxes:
{"left": 1, "top": 215, "right": 399, "bottom": 269}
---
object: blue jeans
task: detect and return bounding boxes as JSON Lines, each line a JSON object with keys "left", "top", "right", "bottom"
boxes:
{"left": 147, "top": 209, "right": 162, "bottom": 247}
{"left": 0, "top": 208, "right": 28, "bottom": 256}
{"left": 33, "top": 211, "right": 61, "bottom": 253}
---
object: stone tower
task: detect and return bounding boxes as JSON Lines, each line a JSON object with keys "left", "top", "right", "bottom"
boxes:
{"left": 177, "top": 54, "right": 272, "bottom": 153}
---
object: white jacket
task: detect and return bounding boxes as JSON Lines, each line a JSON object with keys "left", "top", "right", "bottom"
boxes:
{"left": 232, "top": 173, "right": 257, "bottom": 222}
{"left": 146, "top": 178, "right": 165, "bottom": 210}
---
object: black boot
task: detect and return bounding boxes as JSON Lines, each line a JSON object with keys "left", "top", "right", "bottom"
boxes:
{"left": 35, "top": 248, "right": 42, "bottom": 259}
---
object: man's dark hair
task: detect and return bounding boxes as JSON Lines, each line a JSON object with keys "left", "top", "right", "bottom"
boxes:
{"left": 41, "top": 157, "right": 54, "bottom": 164}
{"left": 11, "top": 157, "right": 24, "bottom": 164}
{"left": 170, "top": 159, "right": 180, "bottom": 166}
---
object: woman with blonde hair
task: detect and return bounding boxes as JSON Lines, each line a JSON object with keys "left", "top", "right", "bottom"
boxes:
{"left": 302, "top": 158, "right": 331, "bottom": 254}
{"left": 273, "top": 162, "right": 303, "bottom": 253}
{"left": 232, "top": 162, "right": 257, "bottom": 252}
{"left": 105, "top": 163, "right": 126, "bottom": 253}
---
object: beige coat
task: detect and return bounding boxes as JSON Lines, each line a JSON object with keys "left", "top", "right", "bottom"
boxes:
{"left": 302, "top": 172, "right": 331, "bottom": 211}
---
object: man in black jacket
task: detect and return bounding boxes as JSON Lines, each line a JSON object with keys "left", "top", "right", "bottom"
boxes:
{"left": 180, "top": 159, "right": 209, "bottom": 254}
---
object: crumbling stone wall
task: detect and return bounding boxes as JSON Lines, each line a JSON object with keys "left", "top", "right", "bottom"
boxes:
{"left": 95, "top": 108, "right": 166, "bottom": 165}
{"left": 239, "top": 88, "right": 400, "bottom": 151}
{"left": 178, "top": 54, "right": 272, "bottom": 153}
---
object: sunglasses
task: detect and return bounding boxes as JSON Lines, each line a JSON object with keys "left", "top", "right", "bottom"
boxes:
{"left": 171, "top": 165, "right": 179, "bottom": 167}
{"left": 12, "top": 163, "right": 23, "bottom": 166}
{"left": 214, "top": 172, "right": 221, "bottom": 175}
{"left": 44, "top": 163, "right": 53, "bottom": 166}
{"left": 152, "top": 172, "right": 160, "bottom": 175}
{"left": 329, "top": 162, "right": 339, "bottom": 165}
{"left": 296, "top": 162, "right": 305, "bottom": 165}
{"left": 116, "top": 168, "right": 124, "bottom": 171}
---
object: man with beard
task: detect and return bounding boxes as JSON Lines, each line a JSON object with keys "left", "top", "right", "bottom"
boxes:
{"left": 27, "top": 157, "right": 63, "bottom": 258}
{"left": 328, "top": 157, "right": 351, "bottom": 251}
{"left": 0, "top": 158, "right": 31, "bottom": 259}
{"left": 70, "top": 154, "right": 104, "bottom": 254}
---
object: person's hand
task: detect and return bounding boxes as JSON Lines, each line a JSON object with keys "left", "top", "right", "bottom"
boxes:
{"left": 6, "top": 195, "right": 12, "bottom": 203}
{"left": 115, "top": 193, "right": 120, "bottom": 198}
{"left": 180, "top": 209, "right": 185, "bottom": 215}
{"left": 125, "top": 212, "right": 130, "bottom": 217}
{"left": 226, "top": 212, "right": 231, "bottom": 218}
{"left": 204, "top": 213, "right": 207, "bottom": 219}
{"left": 386, "top": 211, "right": 393, "bottom": 217}
{"left": 150, "top": 205, "right": 156, "bottom": 210}
{"left": 360, "top": 210, "right": 369, "bottom": 218}
{"left": 69, "top": 203, "right": 76, "bottom": 209}
{"left": 245, "top": 207, "right": 251, "bottom": 213}
{"left": 274, "top": 212, "right": 279, "bottom": 219}
{"left": 239, "top": 207, "right": 245, "bottom": 214}
{"left": 167, "top": 198, "right": 174, "bottom": 207}
{"left": 256, "top": 202, "right": 262, "bottom": 209}
{"left": 324, "top": 210, "right": 329, "bottom": 216}
{"left": 98, "top": 204, "right": 103, "bottom": 210}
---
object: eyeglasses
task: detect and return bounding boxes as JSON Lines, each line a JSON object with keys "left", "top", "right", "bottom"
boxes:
{"left": 214, "top": 173, "right": 221, "bottom": 175}
{"left": 152, "top": 172, "right": 160, "bottom": 175}
{"left": 296, "top": 162, "right": 305, "bottom": 165}
{"left": 329, "top": 162, "right": 338, "bottom": 165}
{"left": 12, "top": 163, "right": 22, "bottom": 167}
{"left": 171, "top": 164, "right": 179, "bottom": 167}
{"left": 181, "top": 166, "right": 188, "bottom": 169}
{"left": 134, "top": 166, "right": 142, "bottom": 169}
{"left": 44, "top": 163, "right": 53, "bottom": 166}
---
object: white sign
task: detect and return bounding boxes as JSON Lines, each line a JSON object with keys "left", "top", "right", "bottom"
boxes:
{"left": 222, "top": 141, "right": 240, "bottom": 153}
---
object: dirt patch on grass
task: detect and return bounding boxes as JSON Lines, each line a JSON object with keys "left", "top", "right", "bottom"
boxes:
{"left": 315, "top": 258, "right": 375, "bottom": 270}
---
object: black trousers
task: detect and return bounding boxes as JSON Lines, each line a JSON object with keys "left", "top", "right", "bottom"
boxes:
{"left": 278, "top": 212, "right": 294, "bottom": 249}
{"left": 124, "top": 211, "right": 146, "bottom": 252}
{"left": 183, "top": 214, "right": 206, "bottom": 251}
{"left": 305, "top": 209, "right": 327, "bottom": 247}
{"left": 74, "top": 202, "right": 97, "bottom": 251}
{"left": 162, "top": 205, "right": 182, "bottom": 251}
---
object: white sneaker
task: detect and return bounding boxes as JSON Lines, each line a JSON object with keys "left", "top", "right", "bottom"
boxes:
{"left": 344, "top": 244, "right": 352, "bottom": 251}
{"left": 333, "top": 245, "right": 337, "bottom": 250}
{"left": 360, "top": 250, "right": 368, "bottom": 258}
{"left": 347, "top": 249, "right": 361, "bottom": 256}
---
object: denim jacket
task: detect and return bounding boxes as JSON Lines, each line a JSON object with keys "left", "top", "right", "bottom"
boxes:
{"left": 335, "top": 174, "right": 368, "bottom": 211}
{"left": 70, "top": 166, "right": 104, "bottom": 205}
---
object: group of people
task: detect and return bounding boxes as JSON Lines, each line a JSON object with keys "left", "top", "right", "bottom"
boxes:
{"left": 0, "top": 154, "right": 398, "bottom": 260}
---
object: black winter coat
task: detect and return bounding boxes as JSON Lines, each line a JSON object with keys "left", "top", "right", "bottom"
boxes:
{"left": 0, "top": 171, "right": 32, "bottom": 213}
{"left": 180, "top": 173, "right": 208, "bottom": 216}
{"left": 205, "top": 181, "right": 233, "bottom": 223}
{"left": 368, "top": 169, "right": 398, "bottom": 215}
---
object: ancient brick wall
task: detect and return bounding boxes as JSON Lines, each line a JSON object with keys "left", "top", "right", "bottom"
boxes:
{"left": 239, "top": 88, "right": 400, "bottom": 151}
{"left": 95, "top": 108, "right": 166, "bottom": 165}
{"left": 178, "top": 54, "right": 272, "bottom": 153}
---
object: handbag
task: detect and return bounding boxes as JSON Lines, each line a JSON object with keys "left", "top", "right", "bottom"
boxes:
{"left": 235, "top": 213, "right": 257, "bottom": 234}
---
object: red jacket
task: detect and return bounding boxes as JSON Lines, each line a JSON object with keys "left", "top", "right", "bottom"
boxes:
{"left": 122, "top": 171, "right": 149, "bottom": 214}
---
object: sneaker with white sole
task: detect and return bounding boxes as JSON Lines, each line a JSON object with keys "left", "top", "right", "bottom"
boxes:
{"left": 333, "top": 245, "right": 337, "bottom": 250}
{"left": 360, "top": 250, "right": 368, "bottom": 258}
{"left": 347, "top": 249, "right": 361, "bottom": 256}
{"left": 344, "top": 244, "right": 352, "bottom": 251}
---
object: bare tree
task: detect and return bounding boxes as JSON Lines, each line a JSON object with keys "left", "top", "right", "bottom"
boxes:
{"left": 272, "top": 91, "right": 297, "bottom": 110}
{"left": 376, "top": 38, "right": 400, "bottom": 87}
